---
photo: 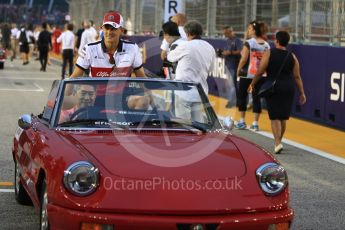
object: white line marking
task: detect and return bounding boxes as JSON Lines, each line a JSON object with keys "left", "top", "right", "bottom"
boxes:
{"left": 218, "top": 116, "right": 345, "bottom": 165}
{"left": 33, "top": 82, "right": 44, "bottom": 92}
{"left": 0, "top": 77, "right": 57, "bottom": 81}
{"left": 0, "top": 88, "right": 44, "bottom": 92}
{"left": 0, "top": 189, "right": 14, "bottom": 193}
{"left": 0, "top": 82, "right": 44, "bottom": 92}
{"left": 257, "top": 130, "right": 345, "bottom": 165}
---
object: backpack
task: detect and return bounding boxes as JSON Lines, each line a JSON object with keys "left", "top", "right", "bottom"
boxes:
{"left": 19, "top": 30, "right": 28, "bottom": 44}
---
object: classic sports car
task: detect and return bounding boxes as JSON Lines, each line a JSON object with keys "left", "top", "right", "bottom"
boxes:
{"left": 13, "top": 78, "right": 293, "bottom": 230}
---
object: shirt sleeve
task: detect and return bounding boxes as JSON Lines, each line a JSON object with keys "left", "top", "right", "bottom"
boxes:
{"left": 133, "top": 44, "right": 143, "bottom": 70}
{"left": 160, "top": 39, "right": 169, "bottom": 51}
{"left": 78, "top": 33, "right": 86, "bottom": 55}
{"left": 76, "top": 44, "right": 91, "bottom": 70}
{"left": 167, "top": 42, "right": 188, "bottom": 63}
{"left": 57, "top": 33, "right": 63, "bottom": 43}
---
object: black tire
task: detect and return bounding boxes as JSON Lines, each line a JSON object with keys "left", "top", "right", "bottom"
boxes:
{"left": 0, "top": 62, "right": 4, "bottom": 69}
{"left": 14, "top": 161, "right": 32, "bottom": 205}
{"left": 39, "top": 180, "right": 50, "bottom": 230}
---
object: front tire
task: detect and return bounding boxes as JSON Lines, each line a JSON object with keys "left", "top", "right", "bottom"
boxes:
{"left": 40, "top": 180, "right": 50, "bottom": 230}
{"left": 14, "top": 161, "right": 32, "bottom": 205}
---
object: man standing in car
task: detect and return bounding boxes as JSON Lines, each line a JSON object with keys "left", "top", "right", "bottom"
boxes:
{"left": 70, "top": 11, "right": 145, "bottom": 78}
{"left": 68, "top": 11, "right": 148, "bottom": 108}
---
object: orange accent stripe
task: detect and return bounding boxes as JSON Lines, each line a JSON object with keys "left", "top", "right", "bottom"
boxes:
{"left": 209, "top": 95, "right": 345, "bottom": 159}
{"left": 0, "top": 182, "right": 13, "bottom": 186}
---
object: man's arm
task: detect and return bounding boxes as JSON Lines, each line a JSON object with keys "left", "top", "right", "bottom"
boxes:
{"left": 161, "top": 50, "right": 167, "bottom": 60}
{"left": 134, "top": 67, "right": 145, "bottom": 77}
{"left": 237, "top": 44, "right": 249, "bottom": 76}
{"left": 65, "top": 66, "right": 85, "bottom": 96}
{"left": 70, "top": 65, "right": 85, "bottom": 78}
{"left": 167, "top": 43, "right": 186, "bottom": 63}
{"left": 160, "top": 39, "right": 169, "bottom": 60}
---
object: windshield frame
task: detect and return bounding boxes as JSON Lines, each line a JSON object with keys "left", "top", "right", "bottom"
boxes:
{"left": 50, "top": 78, "right": 222, "bottom": 130}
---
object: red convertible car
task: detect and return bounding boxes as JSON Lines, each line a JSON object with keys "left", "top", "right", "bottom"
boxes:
{"left": 13, "top": 78, "right": 293, "bottom": 230}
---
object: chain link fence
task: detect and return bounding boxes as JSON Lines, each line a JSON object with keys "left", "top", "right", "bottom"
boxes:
{"left": 68, "top": 0, "right": 345, "bottom": 45}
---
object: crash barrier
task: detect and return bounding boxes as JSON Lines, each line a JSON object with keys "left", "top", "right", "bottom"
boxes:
{"left": 130, "top": 36, "right": 345, "bottom": 130}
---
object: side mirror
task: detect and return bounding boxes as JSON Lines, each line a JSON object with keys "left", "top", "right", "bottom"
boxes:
{"left": 223, "top": 116, "right": 234, "bottom": 130}
{"left": 18, "top": 114, "right": 32, "bottom": 130}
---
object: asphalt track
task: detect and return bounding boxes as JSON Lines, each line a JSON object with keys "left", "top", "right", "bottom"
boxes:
{"left": 0, "top": 58, "right": 344, "bottom": 229}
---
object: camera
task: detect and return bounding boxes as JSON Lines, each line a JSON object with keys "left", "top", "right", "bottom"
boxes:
{"left": 216, "top": 48, "right": 223, "bottom": 57}
{"left": 163, "top": 59, "right": 177, "bottom": 74}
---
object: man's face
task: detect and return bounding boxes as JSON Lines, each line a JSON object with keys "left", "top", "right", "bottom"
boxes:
{"left": 163, "top": 32, "right": 174, "bottom": 44}
{"left": 223, "top": 29, "right": 233, "bottom": 38}
{"left": 103, "top": 24, "right": 123, "bottom": 43}
{"left": 76, "top": 85, "right": 96, "bottom": 108}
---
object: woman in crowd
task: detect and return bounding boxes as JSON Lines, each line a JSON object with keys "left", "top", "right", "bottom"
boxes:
{"left": 249, "top": 31, "right": 306, "bottom": 154}
{"left": 236, "top": 20, "right": 270, "bottom": 131}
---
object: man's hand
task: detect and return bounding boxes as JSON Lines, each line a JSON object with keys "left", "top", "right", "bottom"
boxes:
{"left": 299, "top": 94, "right": 306, "bottom": 105}
{"left": 247, "top": 84, "right": 254, "bottom": 93}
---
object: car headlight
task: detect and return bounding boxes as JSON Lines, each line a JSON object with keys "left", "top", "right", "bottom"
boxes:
{"left": 63, "top": 161, "right": 99, "bottom": 196}
{"left": 256, "top": 163, "right": 288, "bottom": 196}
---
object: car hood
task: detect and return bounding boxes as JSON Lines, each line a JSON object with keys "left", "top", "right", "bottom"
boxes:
{"left": 60, "top": 130, "right": 246, "bottom": 180}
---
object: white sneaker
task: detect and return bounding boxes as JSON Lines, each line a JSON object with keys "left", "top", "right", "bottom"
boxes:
{"left": 223, "top": 117, "right": 234, "bottom": 130}
{"left": 274, "top": 144, "right": 283, "bottom": 154}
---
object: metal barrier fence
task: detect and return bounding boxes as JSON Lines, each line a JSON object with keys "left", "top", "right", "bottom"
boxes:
{"left": 68, "top": 0, "right": 345, "bottom": 46}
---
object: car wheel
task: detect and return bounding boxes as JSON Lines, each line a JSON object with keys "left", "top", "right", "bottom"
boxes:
{"left": 40, "top": 180, "right": 50, "bottom": 230}
{"left": 14, "top": 161, "right": 32, "bottom": 205}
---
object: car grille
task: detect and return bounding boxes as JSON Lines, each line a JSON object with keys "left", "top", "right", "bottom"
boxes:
{"left": 176, "top": 223, "right": 219, "bottom": 230}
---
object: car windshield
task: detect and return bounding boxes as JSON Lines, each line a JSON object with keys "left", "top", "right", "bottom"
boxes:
{"left": 56, "top": 79, "right": 221, "bottom": 131}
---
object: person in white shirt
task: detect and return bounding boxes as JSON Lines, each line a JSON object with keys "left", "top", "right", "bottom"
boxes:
{"left": 69, "top": 11, "right": 148, "bottom": 109}
{"left": 167, "top": 20, "right": 216, "bottom": 122}
{"left": 161, "top": 21, "right": 186, "bottom": 79}
{"left": 57, "top": 23, "right": 75, "bottom": 79}
{"left": 71, "top": 11, "right": 144, "bottom": 79}
{"left": 78, "top": 20, "right": 98, "bottom": 57}
{"left": 160, "top": 13, "right": 187, "bottom": 61}
{"left": 10, "top": 23, "right": 19, "bottom": 61}
{"left": 16, "top": 24, "right": 34, "bottom": 65}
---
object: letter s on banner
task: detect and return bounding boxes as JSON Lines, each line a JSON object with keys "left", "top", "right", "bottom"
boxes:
{"left": 330, "top": 72, "right": 344, "bottom": 102}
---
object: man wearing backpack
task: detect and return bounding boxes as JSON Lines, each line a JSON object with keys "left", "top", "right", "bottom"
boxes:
{"left": 17, "top": 25, "right": 33, "bottom": 65}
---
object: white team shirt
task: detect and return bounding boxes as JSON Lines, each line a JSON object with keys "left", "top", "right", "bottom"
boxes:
{"left": 167, "top": 39, "right": 216, "bottom": 101}
{"left": 161, "top": 26, "right": 187, "bottom": 51}
{"left": 76, "top": 39, "right": 143, "bottom": 77}
{"left": 57, "top": 30, "right": 75, "bottom": 50}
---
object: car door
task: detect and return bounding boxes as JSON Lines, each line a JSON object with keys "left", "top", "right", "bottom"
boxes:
{"left": 15, "top": 80, "right": 61, "bottom": 197}
{"left": 15, "top": 121, "right": 39, "bottom": 196}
